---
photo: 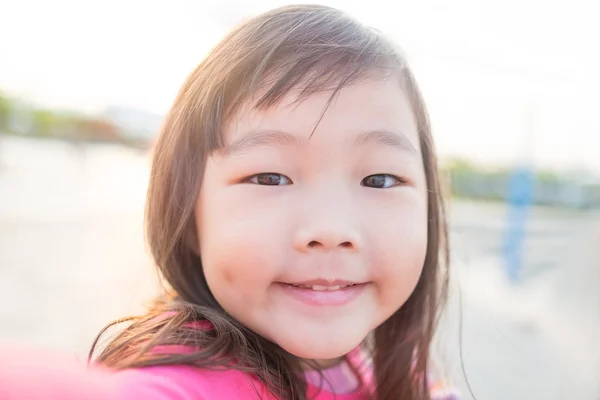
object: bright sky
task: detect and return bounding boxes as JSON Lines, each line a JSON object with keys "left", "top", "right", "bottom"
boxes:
{"left": 1, "top": 0, "right": 599, "bottom": 171}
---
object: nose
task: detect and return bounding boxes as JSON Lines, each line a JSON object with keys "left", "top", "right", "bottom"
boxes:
{"left": 292, "top": 181, "right": 363, "bottom": 253}
{"left": 293, "top": 219, "right": 361, "bottom": 252}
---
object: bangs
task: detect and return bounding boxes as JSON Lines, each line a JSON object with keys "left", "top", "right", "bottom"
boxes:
{"left": 249, "top": 47, "right": 400, "bottom": 112}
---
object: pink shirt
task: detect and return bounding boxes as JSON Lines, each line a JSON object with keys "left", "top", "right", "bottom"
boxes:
{"left": 0, "top": 345, "right": 458, "bottom": 399}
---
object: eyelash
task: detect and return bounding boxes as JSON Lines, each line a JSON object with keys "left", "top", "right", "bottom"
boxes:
{"left": 242, "top": 173, "right": 406, "bottom": 188}
{"left": 361, "top": 174, "right": 406, "bottom": 189}
{"left": 243, "top": 173, "right": 292, "bottom": 186}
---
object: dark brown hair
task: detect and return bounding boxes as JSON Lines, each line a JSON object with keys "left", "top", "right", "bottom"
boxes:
{"left": 90, "top": 4, "right": 449, "bottom": 400}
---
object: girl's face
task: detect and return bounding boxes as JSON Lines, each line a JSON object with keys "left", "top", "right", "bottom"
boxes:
{"left": 196, "top": 77, "right": 428, "bottom": 363}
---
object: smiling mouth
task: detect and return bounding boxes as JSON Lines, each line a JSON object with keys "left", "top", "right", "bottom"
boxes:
{"left": 277, "top": 281, "right": 367, "bottom": 306}
{"left": 286, "top": 283, "right": 358, "bottom": 291}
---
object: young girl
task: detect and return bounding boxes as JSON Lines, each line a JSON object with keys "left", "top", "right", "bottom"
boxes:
{"left": 0, "top": 4, "right": 458, "bottom": 400}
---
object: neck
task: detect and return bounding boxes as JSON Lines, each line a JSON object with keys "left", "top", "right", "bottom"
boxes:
{"left": 300, "top": 356, "right": 344, "bottom": 370}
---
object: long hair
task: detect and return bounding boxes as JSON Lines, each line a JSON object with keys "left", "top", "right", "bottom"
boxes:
{"left": 90, "top": 5, "right": 449, "bottom": 400}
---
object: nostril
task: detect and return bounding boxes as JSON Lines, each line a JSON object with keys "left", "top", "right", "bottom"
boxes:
{"left": 303, "top": 240, "right": 355, "bottom": 250}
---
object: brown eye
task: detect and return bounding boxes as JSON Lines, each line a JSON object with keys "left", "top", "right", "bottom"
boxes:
{"left": 361, "top": 174, "right": 402, "bottom": 189}
{"left": 247, "top": 173, "right": 292, "bottom": 186}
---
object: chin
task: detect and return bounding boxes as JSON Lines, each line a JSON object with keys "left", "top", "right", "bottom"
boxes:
{"left": 274, "top": 330, "right": 367, "bottom": 361}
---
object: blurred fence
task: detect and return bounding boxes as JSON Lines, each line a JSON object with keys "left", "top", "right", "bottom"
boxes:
{"left": 0, "top": 92, "right": 158, "bottom": 149}
{"left": 448, "top": 161, "right": 600, "bottom": 209}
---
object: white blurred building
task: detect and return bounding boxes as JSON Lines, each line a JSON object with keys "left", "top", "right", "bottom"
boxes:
{"left": 103, "top": 106, "right": 163, "bottom": 142}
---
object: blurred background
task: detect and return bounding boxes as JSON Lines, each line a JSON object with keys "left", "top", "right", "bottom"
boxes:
{"left": 1, "top": 0, "right": 599, "bottom": 399}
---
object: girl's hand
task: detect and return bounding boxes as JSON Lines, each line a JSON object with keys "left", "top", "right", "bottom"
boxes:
{"left": 0, "top": 345, "right": 116, "bottom": 400}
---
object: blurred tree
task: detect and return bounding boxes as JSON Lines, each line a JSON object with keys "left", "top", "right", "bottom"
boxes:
{"left": 445, "top": 157, "right": 477, "bottom": 174}
{"left": 31, "top": 109, "right": 58, "bottom": 137}
{"left": 0, "top": 92, "right": 12, "bottom": 132}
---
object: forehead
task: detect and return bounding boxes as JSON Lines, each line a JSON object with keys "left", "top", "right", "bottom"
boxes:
{"left": 224, "top": 77, "right": 421, "bottom": 153}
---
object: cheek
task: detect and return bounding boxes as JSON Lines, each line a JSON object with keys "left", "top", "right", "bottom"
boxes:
{"left": 371, "top": 198, "right": 428, "bottom": 309}
{"left": 196, "top": 188, "right": 288, "bottom": 311}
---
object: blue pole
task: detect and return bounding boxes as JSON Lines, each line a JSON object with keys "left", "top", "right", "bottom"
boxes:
{"left": 503, "top": 167, "right": 534, "bottom": 284}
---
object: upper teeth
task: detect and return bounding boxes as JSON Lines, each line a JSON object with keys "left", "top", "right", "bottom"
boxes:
{"left": 295, "top": 284, "right": 352, "bottom": 291}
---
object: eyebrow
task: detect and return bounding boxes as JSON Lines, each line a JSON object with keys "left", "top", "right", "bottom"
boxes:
{"left": 218, "top": 128, "right": 418, "bottom": 157}
{"left": 218, "top": 130, "right": 301, "bottom": 156}
{"left": 352, "top": 130, "right": 418, "bottom": 155}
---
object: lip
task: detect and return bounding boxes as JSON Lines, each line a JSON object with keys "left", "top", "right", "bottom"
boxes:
{"left": 275, "top": 282, "right": 368, "bottom": 306}
{"left": 287, "top": 279, "right": 358, "bottom": 286}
